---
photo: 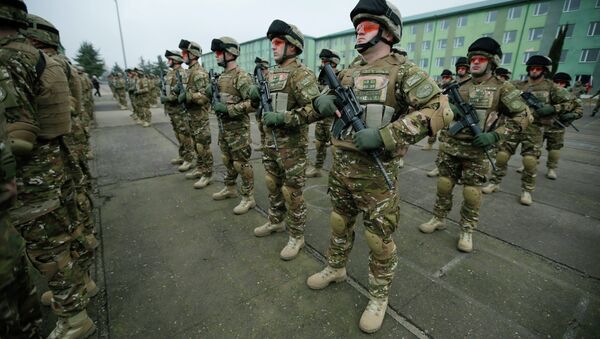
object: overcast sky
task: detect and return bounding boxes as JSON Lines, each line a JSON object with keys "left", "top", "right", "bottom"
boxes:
{"left": 28, "top": 0, "right": 484, "bottom": 71}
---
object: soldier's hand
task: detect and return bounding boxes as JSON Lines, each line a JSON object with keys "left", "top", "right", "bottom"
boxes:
{"left": 178, "top": 91, "right": 187, "bottom": 104}
{"left": 313, "top": 95, "right": 338, "bottom": 118}
{"left": 160, "top": 95, "right": 168, "bottom": 104}
{"left": 248, "top": 85, "right": 260, "bottom": 104}
{"left": 205, "top": 85, "right": 213, "bottom": 98}
{"left": 213, "top": 102, "right": 229, "bottom": 115}
{"left": 473, "top": 132, "right": 499, "bottom": 148}
{"left": 262, "top": 111, "right": 285, "bottom": 127}
{"left": 535, "top": 104, "right": 556, "bottom": 117}
{"left": 352, "top": 128, "right": 383, "bottom": 151}
{"left": 559, "top": 112, "right": 577, "bottom": 124}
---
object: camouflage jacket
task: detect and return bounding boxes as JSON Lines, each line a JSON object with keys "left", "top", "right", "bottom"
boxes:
{"left": 264, "top": 58, "right": 320, "bottom": 149}
{"left": 185, "top": 62, "right": 210, "bottom": 110}
{"left": 114, "top": 77, "right": 126, "bottom": 90}
{"left": 217, "top": 65, "right": 253, "bottom": 130}
{"left": 134, "top": 76, "right": 150, "bottom": 97}
{"left": 163, "top": 67, "right": 187, "bottom": 107}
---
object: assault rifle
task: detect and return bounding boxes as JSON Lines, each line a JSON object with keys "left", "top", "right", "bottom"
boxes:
{"left": 443, "top": 83, "right": 497, "bottom": 171}
{"left": 322, "top": 63, "right": 394, "bottom": 190}
{"left": 520, "top": 91, "right": 579, "bottom": 132}
{"left": 208, "top": 69, "right": 224, "bottom": 134}
{"left": 174, "top": 69, "right": 190, "bottom": 123}
{"left": 253, "top": 65, "right": 278, "bottom": 151}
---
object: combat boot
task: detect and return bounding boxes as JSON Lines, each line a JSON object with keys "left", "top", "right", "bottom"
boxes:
{"left": 47, "top": 310, "right": 96, "bottom": 339}
{"left": 422, "top": 143, "right": 432, "bottom": 151}
{"left": 546, "top": 168, "right": 557, "bottom": 180}
{"left": 193, "top": 176, "right": 212, "bottom": 189}
{"left": 516, "top": 166, "right": 524, "bottom": 173}
{"left": 178, "top": 161, "right": 192, "bottom": 172}
{"left": 397, "top": 158, "right": 404, "bottom": 169}
{"left": 307, "top": 266, "right": 347, "bottom": 289}
{"left": 212, "top": 185, "right": 238, "bottom": 201}
{"left": 41, "top": 275, "right": 99, "bottom": 306}
{"left": 185, "top": 168, "right": 202, "bottom": 179}
{"left": 520, "top": 191, "right": 533, "bottom": 206}
{"left": 170, "top": 157, "right": 183, "bottom": 165}
{"left": 280, "top": 236, "right": 305, "bottom": 260}
{"left": 426, "top": 167, "right": 439, "bottom": 177}
{"left": 142, "top": 121, "right": 151, "bottom": 127}
{"left": 305, "top": 165, "right": 322, "bottom": 178}
{"left": 359, "top": 297, "right": 388, "bottom": 333}
{"left": 86, "top": 151, "right": 94, "bottom": 160}
{"left": 254, "top": 221, "right": 285, "bottom": 237}
{"left": 457, "top": 230, "right": 473, "bottom": 253}
{"left": 418, "top": 216, "right": 446, "bottom": 233}
{"left": 481, "top": 183, "right": 500, "bottom": 194}
{"left": 233, "top": 195, "right": 256, "bottom": 215}
{"left": 119, "top": 104, "right": 127, "bottom": 110}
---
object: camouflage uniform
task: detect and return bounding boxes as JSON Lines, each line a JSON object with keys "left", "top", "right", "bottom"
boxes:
{"left": 134, "top": 71, "right": 152, "bottom": 124}
{"left": 164, "top": 67, "right": 194, "bottom": 163}
{"left": 114, "top": 73, "right": 128, "bottom": 109}
{"left": 542, "top": 92, "right": 582, "bottom": 170}
{"left": 312, "top": 68, "right": 339, "bottom": 170}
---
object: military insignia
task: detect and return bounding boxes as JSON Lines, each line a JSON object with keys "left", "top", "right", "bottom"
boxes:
{"left": 0, "top": 87, "right": 5, "bottom": 102}
{"left": 416, "top": 83, "right": 433, "bottom": 99}
{"left": 406, "top": 72, "right": 423, "bottom": 87}
{"left": 268, "top": 72, "right": 289, "bottom": 91}
{"left": 511, "top": 101, "right": 523, "bottom": 110}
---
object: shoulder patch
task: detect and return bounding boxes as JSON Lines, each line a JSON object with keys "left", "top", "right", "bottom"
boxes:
{"left": 406, "top": 72, "right": 424, "bottom": 87}
{"left": 416, "top": 83, "right": 433, "bottom": 99}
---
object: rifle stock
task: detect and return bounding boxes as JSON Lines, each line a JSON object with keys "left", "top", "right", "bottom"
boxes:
{"left": 253, "top": 65, "right": 278, "bottom": 150}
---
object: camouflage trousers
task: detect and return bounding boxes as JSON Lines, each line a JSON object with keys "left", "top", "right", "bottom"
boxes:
{"left": 427, "top": 133, "right": 437, "bottom": 145}
{"left": 543, "top": 126, "right": 565, "bottom": 169}
{"left": 434, "top": 140, "right": 488, "bottom": 231}
{"left": 116, "top": 89, "right": 128, "bottom": 108}
{"left": 188, "top": 111, "right": 213, "bottom": 177}
{"left": 594, "top": 98, "right": 600, "bottom": 114}
{"left": 489, "top": 123, "right": 543, "bottom": 191}
{"left": 166, "top": 108, "right": 194, "bottom": 163}
{"left": 327, "top": 149, "right": 399, "bottom": 299}
{"left": 262, "top": 145, "right": 307, "bottom": 238}
{"left": 219, "top": 127, "right": 253, "bottom": 196}
{"left": 313, "top": 117, "right": 333, "bottom": 168}
{"left": 136, "top": 96, "right": 152, "bottom": 123}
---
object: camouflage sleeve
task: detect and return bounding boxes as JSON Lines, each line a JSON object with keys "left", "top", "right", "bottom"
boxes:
{"left": 495, "top": 82, "right": 530, "bottom": 141}
{"left": 283, "top": 67, "right": 320, "bottom": 127}
{"left": 70, "top": 67, "right": 83, "bottom": 117}
{"left": 379, "top": 65, "right": 444, "bottom": 151}
{"left": 227, "top": 71, "right": 254, "bottom": 117}
{"left": 551, "top": 85, "right": 581, "bottom": 118}
{"left": 189, "top": 70, "right": 210, "bottom": 106}
{"left": 135, "top": 79, "right": 149, "bottom": 95}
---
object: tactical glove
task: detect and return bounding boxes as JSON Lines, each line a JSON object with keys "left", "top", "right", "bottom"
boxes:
{"left": 473, "top": 132, "right": 499, "bottom": 148}
{"left": 160, "top": 95, "right": 169, "bottom": 104}
{"left": 178, "top": 91, "right": 187, "bottom": 104}
{"left": 559, "top": 112, "right": 577, "bottom": 124}
{"left": 352, "top": 128, "right": 383, "bottom": 151}
{"left": 313, "top": 95, "right": 338, "bottom": 118}
{"left": 535, "top": 104, "right": 556, "bottom": 117}
{"left": 248, "top": 85, "right": 261, "bottom": 104}
{"left": 262, "top": 111, "right": 285, "bottom": 127}
{"left": 213, "top": 102, "right": 229, "bottom": 115}
{"left": 205, "top": 85, "right": 213, "bottom": 99}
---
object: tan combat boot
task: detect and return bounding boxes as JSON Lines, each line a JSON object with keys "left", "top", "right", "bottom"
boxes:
{"left": 305, "top": 165, "right": 322, "bottom": 178}
{"left": 142, "top": 121, "right": 151, "bottom": 127}
{"left": 520, "top": 191, "right": 532, "bottom": 205}
{"left": 418, "top": 216, "right": 446, "bottom": 233}
{"left": 546, "top": 168, "right": 557, "bottom": 180}
{"left": 47, "top": 310, "right": 96, "bottom": 339}
{"left": 422, "top": 143, "right": 433, "bottom": 151}
{"left": 481, "top": 183, "right": 500, "bottom": 194}
{"left": 397, "top": 158, "right": 404, "bottom": 169}
{"left": 254, "top": 221, "right": 285, "bottom": 237}
{"left": 307, "top": 266, "right": 347, "bottom": 289}
{"left": 516, "top": 165, "right": 524, "bottom": 173}
{"left": 212, "top": 185, "right": 238, "bottom": 201}
{"left": 185, "top": 168, "right": 202, "bottom": 179}
{"left": 457, "top": 230, "right": 473, "bottom": 252}
{"left": 193, "top": 176, "right": 212, "bottom": 189}
{"left": 178, "top": 161, "right": 192, "bottom": 172}
{"left": 119, "top": 105, "right": 127, "bottom": 110}
{"left": 426, "top": 167, "right": 439, "bottom": 177}
{"left": 170, "top": 157, "right": 183, "bottom": 165}
{"left": 280, "top": 236, "right": 305, "bottom": 260}
{"left": 359, "top": 297, "right": 388, "bottom": 333}
{"left": 233, "top": 195, "right": 256, "bottom": 215}
{"left": 41, "top": 275, "right": 100, "bottom": 306}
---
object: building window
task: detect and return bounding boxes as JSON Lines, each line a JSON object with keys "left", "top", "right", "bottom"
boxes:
{"left": 457, "top": 16, "right": 468, "bottom": 27}
{"left": 435, "top": 57, "right": 445, "bottom": 67}
{"left": 482, "top": 33, "right": 494, "bottom": 38}
{"left": 559, "top": 50, "right": 568, "bottom": 63}
{"left": 523, "top": 51, "right": 539, "bottom": 63}
{"left": 533, "top": 2, "right": 549, "bottom": 16}
{"left": 556, "top": 24, "right": 575, "bottom": 38}
{"left": 520, "top": 74, "right": 528, "bottom": 81}
{"left": 507, "top": 6, "right": 522, "bottom": 20}
{"left": 406, "top": 42, "right": 415, "bottom": 52}
{"left": 440, "top": 19, "right": 449, "bottom": 30}
{"left": 580, "top": 48, "right": 600, "bottom": 62}
{"left": 410, "top": 25, "right": 417, "bottom": 35}
{"left": 501, "top": 53, "right": 513, "bottom": 65}
{"left": 425, "top": 22, "right": 433, "bottom": 33}
{"left": 422, "top": 40, "right": 431, "bottom": 50}
{"left": 563, "top": 0, "right": 580, "bottom": 12}
{"left": 454, "top": 36, "right": 464, "bottom": 48}
{"left": 485, "top": 11, "right": 497, "bottom": 23}
{"left": 503, "top": 30, "right": 517, "bottom": 43}
{"left": 529, "top": 27, "right": 544, "bottom": 40}
{"left": 588, "top": 22, "right": 600, "bottom": 36}
{"left": 437, "top": 39, "right": 447, "bottom": 49}
{"left": 597, "top": 0, "right": 600, "bottom": 8}
{"left": 450, "top": 56, "right": 459, "bottom": 66}
{"left": 420, "top": 58, "right": 429, "bottom": 68}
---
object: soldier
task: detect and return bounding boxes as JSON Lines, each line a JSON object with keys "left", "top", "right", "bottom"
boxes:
{"left": 125, "top": 68, "right": 139, "bottom": 122}
{"left": 179, "top": 40, "right": 214, "bottom": 186}
{"left": 305, "top": 48, "right": 341, "bottom": 178}
{"left": 590, "top": 87, "right": 600, "bottom": 117}
{"left": 419, "top": 37, "right": 530, "bottom": 251}
{"left": 249, "top": 20, "right": 319, "bottom": 260}
{"left": 136, "top": 69, "right": 153, "bottom": 127}
{"left": 108, "top": 73, "right": 116, "bottom": 99}
{"left": 2, "top": 1, "right": 95, "bottom": 336}
{"left": 482, "top": 55, "right": 579, "bottom": 202}
{"left": 114, "top": 72, "right": 128, "bottom": 109}
{"left": 495, "top": 67, "right": 511, "bottom": 82}
{"left": 423, "top": 69, "right": 453, "bottom": 152}
{"left": 206, "top": 37, "right": 256, "bottom": 214}
{"left": 571, "top": 80, "right": 586, "bottom": 98}
{"left": 254, "top": 56, "right": 270, "bottom": 149}
{"left": 307, "top": 0, "right": 449, "bottom": 332}
{"left": 160, "top": 49, "right": 196, "bottom": 172}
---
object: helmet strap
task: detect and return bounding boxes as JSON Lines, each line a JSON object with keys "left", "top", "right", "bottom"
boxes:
{"left": 355, "top": 26, "right": 393, "bottom": 53}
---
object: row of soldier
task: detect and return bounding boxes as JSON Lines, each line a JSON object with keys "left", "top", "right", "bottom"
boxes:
{"left": 140, "top": 0, "right": 581, "bottom": 333}
{"left": 107, "top": 70, "right": 163, "bottom": 127}
{"left": 1, "top": 2, "right": 100, "bottom": 338}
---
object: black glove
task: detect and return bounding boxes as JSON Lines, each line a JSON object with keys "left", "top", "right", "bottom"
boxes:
{"left": 559, "top": 112, "right": 577, "bottom": 124}
{"left": 535, "top": 104, "right": 556, "bottom": 117}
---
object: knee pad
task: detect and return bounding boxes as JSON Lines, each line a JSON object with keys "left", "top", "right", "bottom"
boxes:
{"left": 265, "top": 174, "right": 278, "bottom": 193}
{"left": 330, "top": 210, "right": 349, "bottom": 235}
{"left": 233, "top": 161, "right": 243, "bottom": 173}
{"left": 221, "top": 154, "right": 230, "bottom": 166}
{"left": 463, "top": 185, "right": 481, "bottom": 208}
{"left": 364, "top": 229, "right": 396, "bottom": 260}
{"left": 282, "top": 185, "right": 303, "bottom": 209}
{"left": 522, "top": 155, "right": 537, "bottom": 172}
{"left": 496, "top": 151, "right": 510, "bottom": 167}
{"left": 437, "top": 176, "right": 455, "bottom": 195}
{"left": 195, "top": 143, "right": 204, "bottom": 153}
{"left": 548, "top": 150, "right": 560, "bottom": 163}
{"left": 315, "top": 140, "right": 323, "bottom": 150}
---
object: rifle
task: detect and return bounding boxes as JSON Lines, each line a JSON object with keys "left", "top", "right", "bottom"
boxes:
{"left": 158, "top": 57, "right": 166, "bottom": 97}
{"left": 174, "top": 69, "right": 189, "bottom": 121}
{"left": 253, "top": 65, "right": 278, "bottom": 151}
{"left": 208, "top": 69, "right": 225, "bottom": 134}
{"left": 443, "top": 83, "right": 498, "bottom": 171}
{"left": 323, "top": 64, "right": 394, "bottom": 190}
{"left": 520, "top": 91, "right": 579, "bottom": 132}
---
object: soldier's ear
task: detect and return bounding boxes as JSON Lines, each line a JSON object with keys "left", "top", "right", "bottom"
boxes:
{"left": 382, "top": 29, "right": 394, "bottom": 41}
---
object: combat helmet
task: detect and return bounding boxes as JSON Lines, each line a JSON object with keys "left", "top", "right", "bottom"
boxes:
{"left": 211, "top": 37, "right": 240, "bottom": 57}
{"left": 440, "top": 69, "right": 453, "bottom": 77}
{"left": 179, "top": 39, "right": 202, "bottom": 58}
{"left": 164, "top": 49, "right": 183, "bottom": 64}
{"left": 255, "top": 57, "right": 269, "bottom": 70}
{"left": 319, "top": 49, "right": 341, "bottom": 65}
{"left": 350, "top": 0, "right": 402, "bottom": 52}
{"left": 467, "top": 37, "right": 502, "bottom": 68}
{"left": 455, "top": 57, "right": 469, "bottom": 69}
{"left": 526, "top": 55, "right": 552, "bottom": 73}
{"left": 25, "top": 14, "right": 60, "bottom": 48}
{"left": 553, "top": 72, "right": 572, "bottom": 87}
{"left": 0, "top": 0, "right": 28, "bottom": 28}
{"left": 266, "top": 19, "right": 304, "bottom": 55}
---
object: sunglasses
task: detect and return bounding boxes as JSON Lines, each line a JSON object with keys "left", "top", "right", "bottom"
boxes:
{"left": 470, "top": 56, "right": 489, "bottom": 64}
{"left": 529, "top": 66, "right": 545, "bottom": 72}
{"left": 271, "top": 38, "right": 286, "bottom": 47}
{"left": 356, "top": 21, "right": 380, "bottom": 34}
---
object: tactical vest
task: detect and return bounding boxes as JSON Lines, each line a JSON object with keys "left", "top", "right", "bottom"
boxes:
{"left": 218, "top": 67, "right": 244, "bottom": 106}
{"left": 453, "top": 76, "right": 504, "bottom": 136}
{"left": 514, "top": 79, "right": 554, "bottom": 125}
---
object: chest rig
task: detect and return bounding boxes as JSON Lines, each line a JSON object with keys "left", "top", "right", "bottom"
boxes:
{"left": 519, "top": 80, "right": 553, "bottom": 125}
{"left": 218, "top": 68, "right": 243, "bottom": 105}
{"left": 455, "top": 79, "right": 501, "bottom": 133}
{"left": 267, "top": 68, "right": 292, "bottom": 113}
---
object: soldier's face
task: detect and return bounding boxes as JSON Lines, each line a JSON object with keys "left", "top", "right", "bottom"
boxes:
{"left": 182, "top": 50, "right": 190, "bottom": 64}
{"left": 554, "top": 81, "right": 568, "bottom": 88}
{"left": 528, "top": 66, "right": 544, "bottom": 79}
{"left": 271, "top": 38, "right": 286, "bottom": 62}
{"left": 469, "top": 55, "right": 489, "bottom": 76}
{"left": 215, "top": 51, "right": 224, "bottom": 63}
{"left": 456, "top": 66, "right": 468, "bottom": 76}
{"left": 441, "top": 76, "right": 452, "bottom": 84}
{"left": 355, "top": 20, "right": 380, "bottom": 44}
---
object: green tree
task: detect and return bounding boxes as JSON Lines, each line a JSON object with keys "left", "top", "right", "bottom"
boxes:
{"left": 74, "top": 41, "right": 105, "bottom": 76}
{"left": 548, "top": 25, "right": 567, "bottom": 77}
{"left": 111, "top": 62, "right": 123, "bottom": 75}
{"left": 154, "top": 55, "right": 168, "bottom": 77}
{"left": 137, "top": 56, "right": 154, "bottom": 75}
